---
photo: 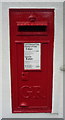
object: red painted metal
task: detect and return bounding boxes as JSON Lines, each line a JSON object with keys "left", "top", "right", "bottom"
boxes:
{"left": 9, "top": 9, "right": 54, "bottom": 113}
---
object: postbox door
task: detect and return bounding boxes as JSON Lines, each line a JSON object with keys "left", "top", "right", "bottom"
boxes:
{"left": 9, "top": 9, "right": 54, "bottom": 113}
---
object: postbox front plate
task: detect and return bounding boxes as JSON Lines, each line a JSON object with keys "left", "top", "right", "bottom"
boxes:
{"left": 9, "top": 9, "right": 54, "bottom": 113}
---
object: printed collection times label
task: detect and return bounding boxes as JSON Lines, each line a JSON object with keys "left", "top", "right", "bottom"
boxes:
{"left": 24, "top": 43, "right": 41, "bottom": 70}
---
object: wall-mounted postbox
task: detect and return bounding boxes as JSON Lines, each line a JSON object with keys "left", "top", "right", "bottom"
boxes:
{"left": 9, "top": 9, "right": 54, "bottom": 113}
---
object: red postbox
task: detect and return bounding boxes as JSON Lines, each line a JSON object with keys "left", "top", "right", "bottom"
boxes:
{"left": 9, "top": 9, "right": 54, "bottom": 113}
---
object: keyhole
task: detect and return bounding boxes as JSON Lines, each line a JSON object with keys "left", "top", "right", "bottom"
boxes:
{"left": 22, "top": 73, "right": 24, "bottom": 76}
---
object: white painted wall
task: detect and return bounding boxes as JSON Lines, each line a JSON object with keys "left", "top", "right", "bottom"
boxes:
{"left": 0, "top": 2, "right": 2, "bottom": 120}
{"left": 2, "top": 2, "right": 63, "bottom": 118}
